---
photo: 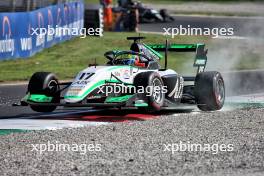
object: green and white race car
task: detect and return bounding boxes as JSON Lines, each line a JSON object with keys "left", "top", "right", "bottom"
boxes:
{"left": 19, "top": 37, "right": 225, "bottom": 113}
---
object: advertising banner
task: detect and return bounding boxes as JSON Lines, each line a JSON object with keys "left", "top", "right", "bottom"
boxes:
{"left": 0, "top": 1, "right": 84, "bottom": 60}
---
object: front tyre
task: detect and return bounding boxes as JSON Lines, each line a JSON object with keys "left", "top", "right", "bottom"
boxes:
{"left": 28, "top": 72, "right": 60, "bottom": 112}
{"left": 134, "top": 72, "right": 165, "bottom": 112}
{"left": 194, "top": 71, "right": 225, "bottom": 111}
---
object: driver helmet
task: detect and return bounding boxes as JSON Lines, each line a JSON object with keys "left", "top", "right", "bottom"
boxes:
{"left": 134, "top": 55, "right": 146, "bottom": 67}
{"left": 124, "top": 54, "right": 146, "bottom": 67}
{"left": 122, "top": 54, "right": 135, "bottom": 65}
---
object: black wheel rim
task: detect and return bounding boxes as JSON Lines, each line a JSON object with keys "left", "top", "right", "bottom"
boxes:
{"left": 152, "top": 78, "right": 163, "bottom": 104}
{"left": 47, "top": 80, "right": 58, "bottom": 94}
{"left": 216, "top": 78, "right": 225, "bottom": 105}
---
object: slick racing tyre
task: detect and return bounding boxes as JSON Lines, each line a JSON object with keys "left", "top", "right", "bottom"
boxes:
{"left": 134, "top": 72, "right": 165, "bottom": 112}
{"left": 28, "top": 72, "right": 60, "bottom": 112}
{"left": 194, "top": 71, "right": 225, "bottom": 111}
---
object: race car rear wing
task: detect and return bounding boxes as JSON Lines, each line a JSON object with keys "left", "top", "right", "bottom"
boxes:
{"left": 148, "top": 43, "right": 198, "bottom": 52}
{"left": 147, "top": 42, "right": 208, "bottom": 73}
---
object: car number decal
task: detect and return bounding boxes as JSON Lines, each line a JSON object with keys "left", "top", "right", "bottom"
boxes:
{"left": 168, "top": 77, "right": 184, "bottom": 99}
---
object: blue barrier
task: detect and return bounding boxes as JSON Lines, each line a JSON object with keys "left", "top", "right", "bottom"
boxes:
{"left": 0, "top": 1, "right": 84, "bottom": 60}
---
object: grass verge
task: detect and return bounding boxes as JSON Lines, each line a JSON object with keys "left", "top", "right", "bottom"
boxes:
{"left": 0, "top": 32, "right": 263, "bottom": 82}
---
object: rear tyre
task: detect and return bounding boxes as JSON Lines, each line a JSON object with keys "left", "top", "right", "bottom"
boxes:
{"left": 134, "top": 72, "right": 165, "bottom": 112}
{"left": 194, "top": 71, "right": 225, "bottom": 111}
{"left": 28, "top": 72, "right": 60, "bottom": 112}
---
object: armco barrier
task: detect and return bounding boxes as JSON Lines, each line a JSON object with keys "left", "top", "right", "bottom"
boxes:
{"left": 0, "top": 1, "right": 84, "bottom": 60}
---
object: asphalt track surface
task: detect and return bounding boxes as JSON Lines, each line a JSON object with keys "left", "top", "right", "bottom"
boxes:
{"left": 0, "top": 83, "right": 263, "bottom": 119}
{"left": 140, "top": 15, "right": 264, "bottom": 37}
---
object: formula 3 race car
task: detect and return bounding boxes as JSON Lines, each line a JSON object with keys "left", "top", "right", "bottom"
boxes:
{"left": 18, "top": 37, "right": 225, "bottom": 113}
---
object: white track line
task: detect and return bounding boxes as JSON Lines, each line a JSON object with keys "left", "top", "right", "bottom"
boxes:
{"left": 0, "top": 80, "right": 71, "bottom": 86}
{"left": 0, "top": 82, "right": 27, "bottom": 86}
{"left": 0, "top": 109, "right": 111, "bottom": 130}
{"left": 0, "top": 119, "right": 110, "bottom": 130}
{"left": 139, "top": 31, "right": 164, "bottom": 35}
{"left": 213, "top": 36, "right": 248, "bottom": 40}
{"left": 14, "top": 109, "right": 101, "bottom": 119}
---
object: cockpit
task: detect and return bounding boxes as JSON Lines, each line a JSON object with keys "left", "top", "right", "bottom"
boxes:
{"left": 104, "top": 50, "right": 160, "bottom": 69}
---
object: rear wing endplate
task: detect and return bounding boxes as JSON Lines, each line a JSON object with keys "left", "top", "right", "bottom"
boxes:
{"left": 148, "top": 43, "right": 208, "bottom": 73}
